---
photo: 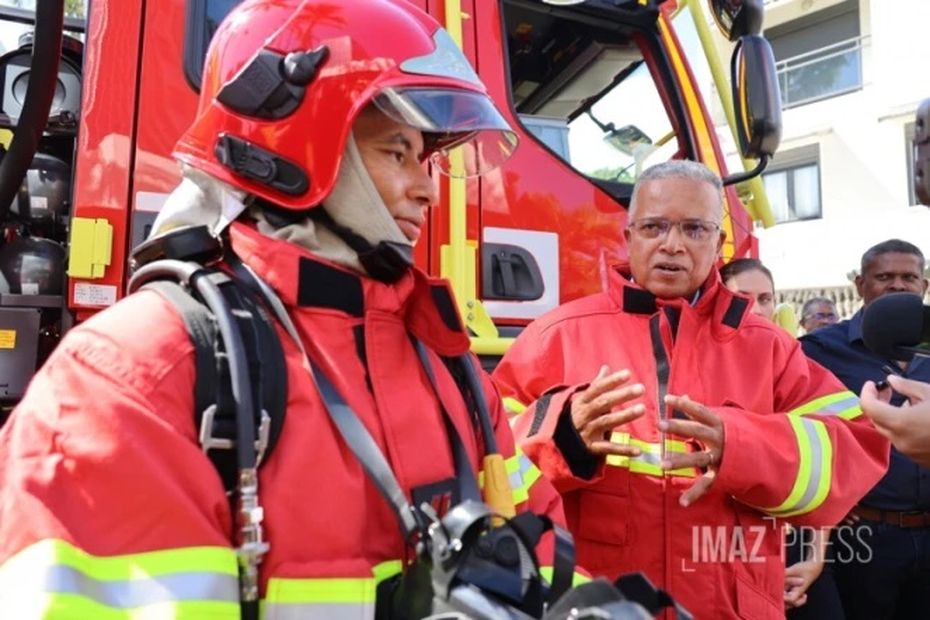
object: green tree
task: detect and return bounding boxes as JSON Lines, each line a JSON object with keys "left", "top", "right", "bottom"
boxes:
{"left": 65, "top": 0, "right": 85, "bottom": 18}
{"left": 588, "top": 165, "right": 635, "bottom": 184}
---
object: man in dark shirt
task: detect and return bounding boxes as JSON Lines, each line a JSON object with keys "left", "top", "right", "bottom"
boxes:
{"left": 801, "top": 238, "right": 930, "bottom": 620}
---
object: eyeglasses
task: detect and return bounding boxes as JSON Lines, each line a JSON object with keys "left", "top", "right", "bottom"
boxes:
{"left": 627, "top": 217, "right": 722, "bottom": 242}
{"left": 803, "top": 312, "right": 838, "bottom": 323}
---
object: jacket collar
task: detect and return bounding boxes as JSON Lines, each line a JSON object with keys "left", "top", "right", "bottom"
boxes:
{"left": 847, "top": 309, "right": 865, "bottom": 344}
{"left": 608, "top": 262, "right": 753, "bottom": 334}
{"left": 228, "top": 221, "right": 471, "bottom": 356}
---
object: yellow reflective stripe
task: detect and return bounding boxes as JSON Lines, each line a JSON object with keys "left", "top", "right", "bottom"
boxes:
{"left": 262, "top": 561, "right": 402, "bottom": 619}
{"left": 503, "top": 397, "right": 527, "bottom": 415}
{"left": 789, "top": 391, "right": 862, "bottom": 419}
{"left": 485, "top": 448, "right": 542, "bottom": 505}
{"left": 605, "top": 432, "right": 697, "bottom": 478}
{"left": 264, "top": 560, "right": 401, "bottom": 605}
{"left": 511, "top": 462, "right": 541, "bottom": 505}
{"left": 1, "top": 539, "right": 237, "bottom": 581}
{"left": 9, "top": 595, "right": 237, "bottom": 619}
{"left": 761, "top": 416, "right": 833, "bottom": 517}
{"left": 539, "top": 567, "right": 590, "bottom": 587}
{"left": 836, "top": 405, "right": 863, "bottom": 420}
{"left": 0, "top": 539, "right": 239, "bottom": 617}
{"left": 370, "top": 560, "right": 403, "bottom": 584}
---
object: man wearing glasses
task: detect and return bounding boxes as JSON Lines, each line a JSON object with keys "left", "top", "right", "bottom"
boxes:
{"left": 493, "top": 160, "right": 888, "bottom": 619}
{"left": 800, "top": 239, "right": 930, "bottom": 620}
{"left": 800, "top": 297, "right": 840, "bottom": 334}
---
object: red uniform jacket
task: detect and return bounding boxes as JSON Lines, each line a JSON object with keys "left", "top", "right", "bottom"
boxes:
{"left": 493, "top": 265, "right": 889, "bottom": 620}
{"left": 0, "top": 222, "right": 565, "bottom": 618}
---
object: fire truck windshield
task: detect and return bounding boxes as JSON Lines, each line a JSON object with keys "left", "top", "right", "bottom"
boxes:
{"left": 504, "top": 2, "right": 681, "bottom": 188}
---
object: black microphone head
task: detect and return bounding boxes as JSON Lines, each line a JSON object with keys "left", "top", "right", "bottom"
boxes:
{"left": 861, "top": 293, "right": 930, "bottom": 361}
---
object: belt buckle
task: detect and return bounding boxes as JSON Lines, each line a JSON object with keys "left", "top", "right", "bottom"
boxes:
{"left": 896, "top": 511, "right": 929, "bottom": 528}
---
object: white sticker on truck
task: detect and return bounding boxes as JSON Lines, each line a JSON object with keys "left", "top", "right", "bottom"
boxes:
{"left": 73, "top": 282, "right": 117, "bottom": 307}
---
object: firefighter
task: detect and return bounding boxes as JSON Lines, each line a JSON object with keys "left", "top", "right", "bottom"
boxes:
{"left": 493, "top": 160, "right": 889, "bottom": 619}
{"left": 0, "top": 0, "right": 565, "bottom": 616}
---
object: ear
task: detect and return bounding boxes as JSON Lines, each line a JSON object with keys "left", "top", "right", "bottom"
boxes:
{"left": 624, "top": 227, "right": 632, "bottom": 245}
{"left": 854, "top": 274, "right": 865, "bottom": 299}
{"left": 922, "top": 277, "right": 929, "bottom": 295}
{"left": 715, "top": 229, "right": 726, "bottom": 254}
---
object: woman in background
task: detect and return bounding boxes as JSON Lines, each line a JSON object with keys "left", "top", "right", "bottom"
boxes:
{"left": 720, "top": 257, "right": 844, "bottom": 619}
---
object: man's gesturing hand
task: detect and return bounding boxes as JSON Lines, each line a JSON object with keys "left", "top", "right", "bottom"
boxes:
{"left": 659, "top": 394, "right": 725, "bottom": 507}
{"left": 570, "top": 365, "right": 646, "bottom": 457}
{"left": 860, "top": 375, "right": 930, "bottom": 468}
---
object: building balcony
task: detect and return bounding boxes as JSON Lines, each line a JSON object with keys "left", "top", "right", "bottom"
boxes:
{"left": 776, "top": 34, "right": 869, "bottom": 109}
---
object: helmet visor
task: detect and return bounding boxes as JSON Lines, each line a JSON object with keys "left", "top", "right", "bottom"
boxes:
{"left": 372, "top": 87, "right": 518, "bottom": 178}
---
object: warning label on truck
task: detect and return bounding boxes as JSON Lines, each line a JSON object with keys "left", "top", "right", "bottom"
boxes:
{"left": 74, "top": 283, "right": 118, "bottom": 307}
{"left": 0, "top": 330, "right": 16, "bottom": 349}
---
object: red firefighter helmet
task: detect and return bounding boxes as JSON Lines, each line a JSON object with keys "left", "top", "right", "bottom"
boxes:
{"left": 174, "top": 0, "right": 517, "bottom": 211}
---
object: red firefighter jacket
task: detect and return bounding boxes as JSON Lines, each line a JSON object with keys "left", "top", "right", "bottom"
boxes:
{"left": 0, "top": 222, "right": 565, "bottom": 618}
{"left": 493, "top": 264, "right": 889, "bottom": 620}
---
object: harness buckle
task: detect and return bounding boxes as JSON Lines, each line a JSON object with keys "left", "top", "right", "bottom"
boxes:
{"left": 199, "top": 405, "right": 233, "bottom": 453}
{"left": 198, "top": 405, "right": 272, "bottom": 463}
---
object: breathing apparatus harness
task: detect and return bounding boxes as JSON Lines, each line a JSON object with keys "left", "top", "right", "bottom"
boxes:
{"left": 129, "top": 224, "right": 578, "bottom": 619}
{"left": 128, "top": 225, "right": 692, "bottom": 620}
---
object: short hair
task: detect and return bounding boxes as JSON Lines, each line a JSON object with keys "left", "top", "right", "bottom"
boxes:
{"left": 719, "top": 257, "right": 774, "bottom": 289}
{"left": 801, "top": 296, "right": 836, "bottom": 319}
{"left": 860, "top": 239, "right": 925, "bottom": 275}
{"left": 629, "top": 160, "right": 724, "bottom": 219}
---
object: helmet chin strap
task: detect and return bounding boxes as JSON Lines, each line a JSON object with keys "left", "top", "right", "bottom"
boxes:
{"left": 309, "top": 209, "right": 414, "bottom": 283}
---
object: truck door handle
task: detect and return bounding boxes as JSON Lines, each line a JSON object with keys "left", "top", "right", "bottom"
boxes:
{"left": 482, "top": 243, "right": 544, "bottom": 301}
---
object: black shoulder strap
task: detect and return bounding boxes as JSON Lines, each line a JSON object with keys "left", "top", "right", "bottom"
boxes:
{"left": 142, "top": 274, "right": 287, "bottom": 497}
{"left": 142, "top": 280, "right": 218, "bottom": 425}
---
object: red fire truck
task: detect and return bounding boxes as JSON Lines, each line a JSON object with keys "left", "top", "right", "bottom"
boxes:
{"left": 0, "top": 0, "right": 780, "bottom": 404}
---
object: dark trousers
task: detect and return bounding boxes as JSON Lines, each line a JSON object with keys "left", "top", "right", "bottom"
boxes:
{"left": 833, "top": 520, "right": 930, "bottom": 620}
{"left": 785, "top": 530, "right": 845, "bottom": 620}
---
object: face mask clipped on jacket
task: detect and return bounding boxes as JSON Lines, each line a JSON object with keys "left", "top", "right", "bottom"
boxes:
{"left": 374, "top": 503, "right": 695, "bottom": 620}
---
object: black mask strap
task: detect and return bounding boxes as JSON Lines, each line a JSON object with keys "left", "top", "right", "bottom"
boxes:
{"left": 310, "top": 208, "right": 414, "bottom": 283}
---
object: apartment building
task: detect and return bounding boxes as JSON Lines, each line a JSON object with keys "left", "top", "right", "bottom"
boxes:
{"left": 752, "top": 0, "right": 930, "bottom": 312}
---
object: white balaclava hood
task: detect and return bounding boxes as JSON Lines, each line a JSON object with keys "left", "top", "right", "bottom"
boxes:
{"left": 149, "top": 133, "right": 412, "bottom": 276}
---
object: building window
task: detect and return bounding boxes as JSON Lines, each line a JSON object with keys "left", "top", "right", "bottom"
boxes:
{"left": 905, "top": 121, "right": 926, "bottom": 207}
{"left": 767, "top": 0, "right": 864, "bottom": 108}
{"left": 763, "top": 145, "right": 821, "bottom": 223}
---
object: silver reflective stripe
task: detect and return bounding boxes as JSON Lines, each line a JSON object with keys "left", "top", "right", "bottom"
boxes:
{"left": 772, "top": 417, "right": 825, "bottom": 515}
{"left": 41, "top": 564, "right": 239, "bottom": 608}
{"left": 508, "top": 453, "right": 535, "bottom": 488}
{"left": 264, "top": 601, "right": 375, "bottom": 620}
{"left": 814, "top": 395, "right": 860, "bottom": 416}
{"left": 789, "top": 390, "right": 861, "bottom": 418}
{"left": 632, "top": 451, "right": 662, "bottom": 467}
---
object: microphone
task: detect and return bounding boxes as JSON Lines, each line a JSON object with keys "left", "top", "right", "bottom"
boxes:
{"left": 861, "top": 293, "right": 930, "bottom": 361}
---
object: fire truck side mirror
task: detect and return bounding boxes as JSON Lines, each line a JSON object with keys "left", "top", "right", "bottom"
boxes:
{"left": 731, "top": 34, "right": 781, "bottom": 161}
{"left": 913, "top": 98, "right": 930, "bottom": 206}
{"left": 709, "top": 0, "right": 764, "bottom": 42}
